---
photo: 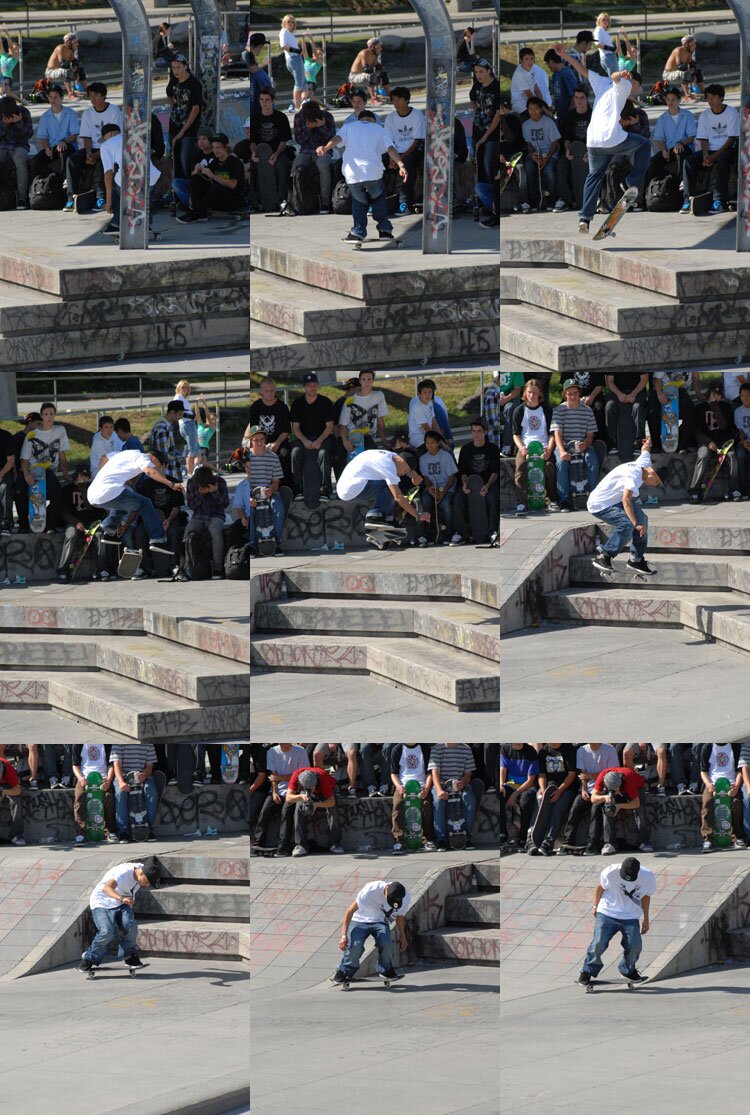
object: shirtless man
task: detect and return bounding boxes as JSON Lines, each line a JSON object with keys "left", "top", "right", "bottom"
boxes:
{"left": 46, "top": 33, "right": 79, "bottom": 99}
{"left": 663, "top": 36, "right": 704, "bottom": 101}
{"left": 349, "top": 38, "right": 389, "bottom": 104}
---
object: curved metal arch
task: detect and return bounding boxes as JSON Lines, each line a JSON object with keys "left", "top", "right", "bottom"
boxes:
{"left": 190, "top": 0, "right": 222, "bottom": 133}
{"left": 411, "top": 0, "right": 456, "bottom": 253}
{"left": 109, "top": 0, "right": 152, "bottom": 250}
{"left": 726, "top": 1, "right": 750, "bottom": 250}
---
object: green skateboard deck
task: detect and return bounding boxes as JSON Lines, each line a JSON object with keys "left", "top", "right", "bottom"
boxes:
{"left": 526, "top": 441, "right": 546, "bottom": 511}
{"left": 85, "top": 771, "right": 106, "bottom": 842}
{"left": 713, "top": 776, "right": 732, "bottom": 848}
{"left": 404, "top": 779, "right": 423, "bottom": 851}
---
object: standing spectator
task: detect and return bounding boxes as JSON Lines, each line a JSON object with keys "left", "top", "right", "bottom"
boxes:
{"left": 302, "top": 34, "right": 324, "bottom": 98}
{"left": 248, "top": 377, "right": 294, "bottom": 490}
{"left": 0, "top": 95, "right": 33, "bottom": 209}
{"left": 246, "top": 52, "right": 275, "bottom": 119}
{"left": 592, "top": 11, "right": 618, "bottom": 77}
{"left": 45, "top": 33, "right": 79, "bottom": 100}
{"left": 544, "top": 49, "right": 578, "bottom": 122}
{"left": 471, "top": 60, "right": 502, "bottom": 189}
{"left": 19, "top": 401, "right": 70, "bottom": 530}
{"left": 184, "top": 464, "right": 230, "bottom": 579}
{"left": 166, "top": 54, "right": 204, "bottom": 183}
{"left": 384, "top": 87, "right": 425, "bottom": 215}
{"left": 90, "top": 415, "right": 121, "bottom": 478}
{"left": 172, "top": 380, "right": 200, "bottom": 478}
{"left": 457, "top": 28, "right": 478, "bottom": 74}
{"left": 149, "top": 402, "right": 184, "bottom": 477}
{"left": 279, "top": 14, "right": 307, "bottom": 113}
{"left": 0, "top": 28, "right": 20, "bottom": 94}
{"left": 64, "top": 82, "right": 121, "bottom": 212}
{"left": 292, "top": 101, "right": 336, "bottom": 213}
{"left": 30, "top": 85, "right": 79, "bottom": 185}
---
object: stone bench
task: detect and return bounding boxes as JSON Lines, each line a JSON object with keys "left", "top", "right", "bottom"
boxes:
{"left": 281, "top": 499, "right": 370, "bottom": 551}
{"left": 506, "top": 793, "right": 702, "bottom": 851}
{"left": 0, "top": 532, "right": 97, "bottom": 583}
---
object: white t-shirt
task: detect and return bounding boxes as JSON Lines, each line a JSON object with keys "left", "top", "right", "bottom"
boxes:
{"left": 78, "top": 744, "right": 110, "bottom": 778}
{"left": 696, "top": 104, "right": 740, "bottom": 152}
{"left": 593, "top": 26, "right": 614, "bottom": 55}
{"left": 20, "top": 425, "right": 70, "bottom": 470}
{"left": 90, "top": 431, "right": 122, "bottom": 477}
{"left": 587, "top": 449, "right": 652, "bottom": 514}
{"left": 396, "top": 744, "right": 427, "bottom": 787}
{"left": 172, "top": 393, "right": 195, "bottom": 419}
{"left": 78, "top": 102, "right": 123, "bottom": 149}
{"left": 723, "top": 373, "right": 748, "bottom": 401}
{"left": 510, "top": 63, "right": 551, "bottom": 115}
{"left": 708, "top": 743, "right": 736, "bottom": 784}
{"left": 339, "top": 390, "right": 388, "bottom": 434}
{"left": 576, "top": 742, "right": 620, "bottom": 795}
{"left": 518, "top": 404, "right": 550, "bottom": 449}
{"left": 408, "top": 398, "right": 435, "bottom": 447}
{"left": 279, "top": 28, "right": 299, "bottom": 53}
{"left": 99, "top": 134, "right": 161, "bottom": 189}
{"left": 337, "top": 449, "right": 399, "bottom": 500}
{"left": 383, "top": 107, "right": 426, "bottom": 153}
{"left": 87, "top": 449, "right": 155, "bottom": 505}
{"left": 597, "top": 863, "right": 656, "bottom": 920}
{"left": 734, "top": 405, "right": 750, "bottom": 441}
{"left": 337, "top": 121, "right": 391, "bottom": 184}
{"left": 266, "top": 744, "right": 308, "bottom": 797}
{"left": 351, "top": 880, "right": 412, "bottom": 926}
{"left": 586, "top": 71, "right": 630, "bottom": 148}
{"left": 89, "top": 862, "right": 144, "bottom": 911}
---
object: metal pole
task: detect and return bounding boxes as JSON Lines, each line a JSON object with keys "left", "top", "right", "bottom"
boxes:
{"left": 322, "top": 38, "right": 328, "bottom": 105}
{"left": 109, "top": 0, "right": 152, "bottom": 250}
{"left": 17, "top": 29, "right": 24, "bottom": 101}
{"left": 411, "top": 0, "right": 456, "bottom": 254}
{"left": 728, "top": 0, "right": 750, "bottom": 250}
{"left": 190, "top": 0, "right": 222, "bottom": 133}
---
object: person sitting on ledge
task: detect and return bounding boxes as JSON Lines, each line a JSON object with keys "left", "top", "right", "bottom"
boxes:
{"left": 688, "top": 378, "right": 742, "bottom": 502}
{"left": 450, "top": 418, "right": 500, "bottom": 545}
{"left": 231, "top": 427, "right": 288, "bottom": 556}
{"left": 590, "top": 767, "right": 653, "bottom": 855}
{"left": 681, "top": 83, "right": 739, "bottom": 216}
{"left": 291, "top": 99, "right": 336, "bottom": 214}
{"left": 282, "top": 767, "right": 344, "bottom": 857}
{"left": 0, "top": 752, "right": 25, "bottom": 846}
{"left": 389, "top": 743, "right": 437, "bottom": 856}
{"left": 184, "top": 464, "right": 229, "bottom": 579}
{"left": 0, "top": 94, "right": 33, "bottom": 210}
{"left": 30, "top": 84, "right": 79, "bottom": 188}
{"left": 177, "top": 132, "right": 247, "bottom": 223}
{"left": 56, "top": 462, "right": 105, "bottom": 583}
{"left": 289, "top": 373, "right": 335, "bottom": 506}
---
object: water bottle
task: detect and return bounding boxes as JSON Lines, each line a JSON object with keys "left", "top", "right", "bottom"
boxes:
{"left": 280, "top": 576, "right": 288, "bottom": 599}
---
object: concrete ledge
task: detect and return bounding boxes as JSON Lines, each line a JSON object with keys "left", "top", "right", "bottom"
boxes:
{"left": 281, "top": 499, "right": 370, "bottom": 551}
{"left": 117, "top": 1076, "right": 250, "bottom": 1115}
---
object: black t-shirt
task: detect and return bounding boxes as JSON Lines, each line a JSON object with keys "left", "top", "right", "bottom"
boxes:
{"left": 61, "top": 481, "right": 100, "bottom": 526}
{"left": 0, "top": 427, "right": 14, "bottom": 471}
{"left": 137, "top": 474, "right": 185, "bottom": 516}
{"left": 234, "top": 139, "right": 252, "bottom": 164}
{"left": 457, "top": 440, "right": 500, "bottom": 482}
{"left": 166, "top": 73, "right": 204, "bottom": 137}
{"left": 559, "top": 372, "right": 605, "bottom": 395}
{"left": 248, "top": 398, "right": 292, "bottom": 443}
{"left": 150, "top": 112, "right": 165, "bottom": 159}
{"left": 290, "top": 394, "right": 335, "bottom": 440}
{"left": 208, "top": 154, "right": 245, "bottom": 195}
{"left": 454, "top": 118, "right": 468, "bottom": 164}
{"left": 472, "top": 77, "right": 502, "bottom": 140}
{"left": 537, "top": 744, "right": 578, "bottom": 787}
{"left": 250, "top": 109, "right": 292, "bottom": 149}
{"left": 609, "top": 373, "right": 646, "bottom": 394}
{"left": 561, "top": 106, "right": 591, "bottom": 145}
{"left": 11, "top": 428, "right": 29, "bottom": 466}
{"left": 246, "top": 743, "right": 268, "bottom": 776}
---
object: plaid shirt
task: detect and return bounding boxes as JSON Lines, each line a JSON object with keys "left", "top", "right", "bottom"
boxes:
{"left": 149, "top": 418, "right": 181, "bottom": 474}
{"left": 483, "top": 385, "right": 501, "bottom": 446}
{"left": 293, "top": 110, "right": 336, "bottom": 155}
{"left": 186, "top": 474, "right": 230, "bottom": 521}
{"left": 0, "top": 106, "right": 33, "bottom": 150}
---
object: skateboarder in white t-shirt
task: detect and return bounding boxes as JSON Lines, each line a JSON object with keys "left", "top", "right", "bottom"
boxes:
{"left": 332, "top": 879, "right": 411, "bottom": 985}
{"left": 78, "top": 861, "right": 151, "bottom": 974}
{"left": 578, "top": 856, "right": 654, "bottom": 988}
{"left": 337, "top": 447, "right": 430, "bottom": 525}
{"left": 587, "top": 436, "right": 662, "bottom": 576}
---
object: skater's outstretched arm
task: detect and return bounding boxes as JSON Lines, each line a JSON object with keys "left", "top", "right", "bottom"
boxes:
{"left": 554, "top": 44, "right": 588, "bottom": 80}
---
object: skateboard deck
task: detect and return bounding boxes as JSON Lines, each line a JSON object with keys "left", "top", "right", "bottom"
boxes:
{"left": 69, "top": 521, "right": 102, "bottom": 580}
{"left": 221, "top": 744, "right": 240, "bottom": 784}
{"left": 466, "top": 474, "right": 490, "bottom": 543}
{"left": 347, "top": 428, "right": 367, "bottom": 463}
{"left": 690, "top": 191, "right": 712, "bottom": 216}
{"left": 117, "top": 547, "right": 142, "bottom": 579}
{"left": 528, "top": 784, "right": 556, "bottom": 851}
{"left": 595, "top": 560, "right": 653, "bottom": 584}
{"left": 404, "top": 778, "right": 423, "bottom": 851}
{"left": 28, "top": 464, "right": 47, "bottom": 533}
{"left": 74, "top": 189, "right": 97, "bottom": 214}
{"left": 254, "top": 141, "right": 278, "bottom": 211}
{"left": 252, "top": 486, "right": 276, "bottom": 556}
{"left": 659, "top": 378, "right": 683, "bottom": 453}
{"left": 393, "top": 483, "right": 421, "bottom": 528}
{"left": 446, "top": 783, "right": 467, "bottom": 849}
{"left": 566, "top": 442, "right": 589, "bottom": 502}
{"left": 85, "top": 771, "right": 106, "bottom": 842}
{"left": 176, "top": 745, "right": 196, "bottom": 795}
{"left": 126, "top": 771, "right": 149, "bottom": 841}
{"left": 365, "top": 526, "right": 407, "bottom": 549}
{"left": 579, "top": 976, "right": 648, "bottom": 993}
{"left": 713, "top": 775, "right": 733, "bottom": 848}
{"left": 526, "top": 441, "right": 546, "bottom": 511}
{"left": 570, "top": 140, "right": 588, "bottom": 209}
{"left": 86, "top": 961, "right": 150, "bottom": 980}
{"left": 338, "top": 972, "right": 397, "bottom": 991}
{"left": 495, "top": 150, "right": 523, "bottom": 213}
{"left": 701, "top": 438, "right": 734, "bottom": 501}
{"left": 593, "top": 186, "right": 638, "bottom": 240}
{"left": 349, "top": 236, "right": 401, "bottom": 250}
{"left": 250, "top": 845, "right": 278, "bottom": 857}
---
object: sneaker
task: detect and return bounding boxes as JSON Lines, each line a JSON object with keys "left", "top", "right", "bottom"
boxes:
{"left": 392, "top": 842, "right": 405, "bottom": 855}
{"left": 342, "top": 231, "right": 364, "bottom": 242}
{"left": 734, "top": 838, "right": 747, "bottom": 849}
{"left": 702, "top": 839, "right": 713, "bottom": 853}
{"left": 368, "top": 784, "right": 379, "bottom": 797}
{"left": 578, "top": 218, "right": 590, "bottom": 234}
{"left": 528, "top": 845, "right": 541, "bottom": 856}
{"left": 622, "top": 968, "right": 647, "bottom": 984}
{"left": 583, "top": 847, "right": 600, "bottom": 856}
{"left": 11, "top": 835, "right": 26, "bottom": 846}
{"left": 132, "top": 568, "right": 147, "bottom": 579}
{"left": 320, "top": 206, "right": 330, "bottom": 215}
{"left": 449, "top": 533, "right": 465, "bottom": 546}
{"left": 397, "top": 201, "right": 410, "bottom": 215}
{"left": 64, "top": 199, "right": 75, "bottom": 212}
{"left": 577, "top": 970, "right": 592, "bottom": 985}
{"left": 689, "top": 489, "right": 701, "bottom": 503}
{"left": 639, "top": 842, "right": 653, "bottom": 853}
{"left": 291, "top": 845, "right": 307, "bottom": 857}
{"left": 379, "top": 784, "right": 390, "bottom": 797}
{"left": 424, "top": 841, "right": 437, "bottom": 851}
{"left": 211, "top": 573, "right": 222, "bottom": 580}
{"left": 547, "top": 501, "right": 561, "bottom": 512}
{"left": 29, "top": 779, "right": 38, "bottom": 790}
{"left": 124, "top": 955, "right": 144, "bottom": 969}
{"left": 601, "top": 843, "right": 617, "bottom": 855}
{"left": 347, "top": 786, "right": 358, "bottom": 799}
{"left": 520, "top": 201, "right": 531, "bottom": 213}
{"left": 75, "top": 834, "right": 87, "bottom": 846}
{"left": 274, "top": 847, "right": 293, "bottom": 857}
{"left": 378, "top": 229, "right": 394, "bottom": 240}
{"left": 177, "top": 211, "right": 203, "bottom": 223}
{"left": 102, "top": 221, "right": 119, "bottom": 236}
{"left": 592, "top": 551, "right": 613, "bottom": 573}
{"left": 331, "top": 969, "right": 346, "bottom": 984}
{"left": 559, "top": 501, "right": 574, "bottom": 513}
{"left": 50, "top": 777, "right": 59, "bottom": 789}
{"left": 94, "top": 198, "right": 106, "bottom": 212}
{"left": 330, "top": 843, "right": 344, "bottom": 855}
{"left": 656, "top": 784, "right": 667, "bottom": 797}
{"left": 689, "top": 782, "right": 700, "bottom": 795}
{"left": 417, "top": 536, "right": 428, "bottom": 547}
{"left": 540, "top": 842, "right": 555, "bottom": 857}
{"left": 78, "top": 959, "right": 93, "bottom": 973}
{"left": 99, "top": 570, "right": 111, "bottom": 581}
{"left": 732, "top": 490, "right": 743, "bottom": 501}
{"left": 147, "top": 831, "right": 158, "bottom": 843}
{"left": 61, "top": 776, "right": 71, "bottom": 788}
{"left": 118, "top": 832, "right": 130, "bottom": 844}
{"left": 480, "top": 215, "right": 500, "bottom": 228}
{"left": 711, "top": 200, "right": 727, "bottom": 214}
{"left": 382, "top": 968, "right": 404, "bottom": 981}
{"left": 680, "top": 200, "right": 691, "bottom": 214}
{"left": 365, "top": 509, "right": 384, "bottom": 523}
{"left": 106, "top": 833, "right": 119, "bottom": 844}
{"left": 627, "top": 557, "right": 657, "bottom": 577}
{"left": 516, "top": 503, "right": 527, "bottom": 516}
{"left": 553, "top": 199, "right": 567, "bottom": 211}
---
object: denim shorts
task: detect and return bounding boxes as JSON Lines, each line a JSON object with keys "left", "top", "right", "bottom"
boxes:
{"left": 179, "top": 416, "right": 200, "bottom": 455}
{"left": 285, "top": 52, "right": 306, "bottom": 91}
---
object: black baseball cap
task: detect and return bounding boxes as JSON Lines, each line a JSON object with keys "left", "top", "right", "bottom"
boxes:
{"left": 303, "top": 373, "right": 319, "bottom": 385}
{"left": 620, "top": 857, "right": 640, "bottom": 882}
{"left": 386, "top": 882, "right": 406, "bottom": 909}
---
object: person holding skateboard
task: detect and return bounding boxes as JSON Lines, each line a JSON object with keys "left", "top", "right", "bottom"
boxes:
{"left": 498, "top": 743, "right": 539, "bottom": 849}
{"left": 428, "top": 742, "right": 479, "bottom": 851}
{"left": 511, "top": 379, "right": 557, "bottom": 515}
{"left": 588, "top": 436, "right": 662, "bottom": 578}
{"left": 231, "top": 427, "right": 288, "bottom": 554}
{"left": 389, "top": 742, "right": 436, "bottom": 855}
{"left": 78, "top": 860, "right": 151, "bottom": 976}
{"left": 553, "top": 43, "right": 649, "bottom": 234}
{"left": 331, "top": 880, "right": 410, "bottom": 986}
{"left": 418, "top": 430, "right": 457, "bottom": 546}
{"left": 527, "top": 742, "right": 578, "bottom": 856}
{"left": 689, "top": 379, "right": 742, "bottom": 501}
{"left": 72, "top": 744, "right": 118, "bottom": 846}
{"left": 577, "top": 856, "right": 654, "bottom": 989}
{"left": 19, "top": 400, "right": 70, "bottom": 532}
{"left": 337, "top": 446, "right": 428, "bottom": 528}
{"left": 110, "top": 744, "right": 160, "bottom": 844}
{"left": 0, "top": 753, "right": 26, "bottom": 846}
{"left": 551, "top": 380, "right": 602, "bottom": 511}
{"left": 88, "top": 447, "right": 180, "bottom": 550}
{"left": 699, "top": 742, "right": 745, "bottom": 853}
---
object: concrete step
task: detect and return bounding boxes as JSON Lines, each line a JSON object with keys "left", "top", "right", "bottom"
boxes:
{"left": 569, "top": 553, "right": 750, "bottom": 595}
{"left": 46, "top": 672, "right": 249, "bottom": 741}
{"left": 445, "top": 893, "right": 500, "bottom": 926}
{"left": 282, "top": 569, "right": 464, "bottom": 599}
{"left": 0, "top": 672, "right": 49, "bottom": 705}
{"left": 474, "top": 862, "right": 500, "bottom": 889}
{"left": 250, "top": 633, "right": 499, "bottom": 710}
{"left": 138, "top": 883, "right": 249, "bottom": 922}
{"left": 567, "top": 239, "right": 746, "bottom": 300}
{"left": 417, "top": 926, "right": 500, "bottom": 966}
{"left": 255, "top": 597, "right": 499, "bottom": 662}
{"left": 136, "top": 918, "right": 250, "bottom": 962}
{"left": 646, "top": 524, "right": 750, "bottom": 554}
{"left": 157, "top": 854, "right": 249, "bottom": 885}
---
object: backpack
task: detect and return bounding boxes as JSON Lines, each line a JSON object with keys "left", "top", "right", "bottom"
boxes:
{"left": 224, "top": 543, "right": 251, "bottom": 580}
{"left": 182, "top": 525, "right": 213, "bottom": 580}
{"left": 599, "top": 157, "right": 630, "bottom": 214}
{"left": 645, "top": 171, "right": 681, "bottom": 213}
{"left": 225, "top": 446, "right": 250, "bottom": 474}
{"left": 29, "top": 160, "right": 66, "bottom": 211}
{"left": 290, "top": 161, "right": 320, "bottom": 215}
{"left": 331, "top": 82, "right": 353, "bottom": 108}
{"left": 28, "top": 78, "right": 51, "bottom": 104}
{"left": 331, "top": 177, "right": 352, "bottom": 215}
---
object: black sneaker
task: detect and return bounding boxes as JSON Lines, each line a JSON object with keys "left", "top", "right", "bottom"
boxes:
{"left": 147, "top": 830, "right": 157, "bottom": 842}
{"left": 627, "top": 557, "right": 656, "bottom": 577}
{"left": 623, "top": 968, "right": 647, "bottom": 984}
{"left": 540, "top": 842, "right": 555, "bottom": 857}
{"left": 118, "top": 832, "right": 131, "bottom": 844}
{"left": 78, "top": 959, "right": 93, "bottom": 973}
{"left": 383, "top": 968, "right": 404, "bottom": 981}
{"left": 559, "top": 501, "right": 574, "bottom": 513}
{"left": 331, "top": 969, "right": 346, "bottom": 984}
{"left": 124, "top": 955, "right": 144, "bottom": 968}
{"left": 528, "top": 845, "right": 541, "bottom": 856}
{"left": 592, "top": 552, "right": 613, "bottom": 572}
{"left": 577, "top": 970, "right": 592, "bottom": 985}
{"left": 465, "top": 839, "right": 476, "bottom": 851}
{"left": 378, "top": 230, "right": 394, "bottom": 239}
{"left": 342, "top": 231, "right": 364, "bottom": 243}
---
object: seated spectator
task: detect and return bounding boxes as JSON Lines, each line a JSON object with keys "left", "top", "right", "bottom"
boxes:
{"left": 337, "top": 369, "right": 388, "bottom": 459}
{"left": 653, "top": 87, "right": 696, "bottom": 163}
{"left": 87, "top": 447, "right": 178, "bottom": 547}
{"left": 450, "top": 419, "right": 500, "bottom": 545}
{"left": 498, "top": 743, "right": 538, "bottom": 848}
{"left": 184, "top": 464, "right": 230, "bottom": 578}
{"left": 647, "top": 373, "right": 694, "bottom": 453}
{"left": 114, "top": 417, "right": 144, "bottom": 452}
{"left": 559, "top": 372, "right": 608, "bottom": 445}
{"left": 177, "top": 131, "right": 247, "bottom": 223}
{"left": 510, "top": 47, "right": 552, "bottom": 116}
{"left": 605, "top": 373, "right": 649, "bottom": 462}
{"left": 390, "top": 743, "right": 436, "bottom": 854}
{"left": 132, "top": 461, "right": 187, "bottom": 577}
{"left": 243, "top": 744, "right": 269, "bottom": 835}
{"left": 0, "top": 752, "right": 25, "bottom": 845}
{"left": 497, "top": 95, "right": 522, "bottom": 165}
{"left": 384, "top": 86, "right": 425, "bottom": 215}
{"left": 471, "top": 60, "right": 502, "bottom": 189}
{"left": 72, "top": 745, "right": 117, "bottom": 845}
{"left": 252, "top": 742, "right": 309, "bottom": 853}
{"left": 521, "top": 96, "right": 560, "bottom": 210}
{"left": 248, "top": 377, "right": 293, "bottom": 489}
{"left": 512, "top": 379, "right": 557, "bottom": 515}
{"left": 0, "top": 420, "right": 15, "bottom": 533}
{"left": 150, "top": 401, "right": 184, "bottom": 477}
{"left": 623, "top": 740, "right": 699, "bottom": 797}
{"left": 526, "top": 742, "right": 578, "bottom": 855}
{"left": 231, "top": 427, "right": 287, "bottom": 554}
{"left": 349, "top": 37, "right": 389, "bottom": 104}
{"left": 682, "top": 84, "right": 739, "bottom": 215}
{"left": 45, "top": 33, "right": 79, "bottom": 100}
{"left": 11, "top": 412, "right": 41, "bottom": 533}
{"left": 699, "top": 742, "right": 745, "bottom": 853}
{"left": 283, "top": 767, "right": 344, "bottom": 856}
{"left": 555, "top": 85, "right": 591, "bottom": 210}
{"left": 550, "top": 380, "right": 601, "bottom": 511}
{"left": 559, "top": 741, "right": 620, "bottom": 854}
{"left": 64, "top": 83, "right": 121, "bottom": 212}
{"left": 289, "top": 373, "right": 335, "bottom": 505}
{"left": 689, "top": 378, "right": 741, "bottom": 501}
{"left": 247, "top": 90, "right": 292, "bottom": 212}
{"left": 408, "top": 379, "right": 444, "bottom": 450}
{"left": 724, "top": 372, "right": 749, "bottom": 408}
{"left": 172, "top": 127, "right": 213, "bottom": 208}
{"left": 429, "top": 742, "right": 479, "bottom": 851}
{"left": 457, "top": 27, "right": 478, "bottom": 74}
{"left": 0, "top": 94, "right": 32, "bottom": 209}
{"left": 153, "top": 21, "right": 175, "bottom": 67}
{"left": 590, "top": 767, "right": 652, "bottom": 855}
{"left": 110, "top": 744, "right": 160, "bottom": 843}
{"left": 342, "top": 88, "right": 383, "bottom": 127}
{"left": 90, "top": 414, "right": 122, "bottom": 478}
{"left": 19, "top": 400, "right": 70, "bottom": 531}
{"left": 57, "top": 462, "right": 104, "bottom": 582}
{"left": 545, "top": 48, "right": 578, "bottom": 123}
{"left": 663, "top": 35, "right": 704, "bottom": 101}
{"left": 418, "top": 430, "right": 458, "bottom": 543}
{"left": 734, "top": 382, "right": 750, "bottom": 497}
{"left": 30, "top": 85, "right": 79, "bottom": 185}
{"left": 292, "top": 100, "right": 336, "bottom": 214}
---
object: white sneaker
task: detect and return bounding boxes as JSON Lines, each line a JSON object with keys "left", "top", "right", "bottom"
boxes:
{"left": 677, "top": 783, "right": 687, "bottom": 795}
{"left": 516, "top": 503, "right": 527, "bottom": 516}
{"left": 702, "top": 839, "right": 713, "bottom": 853}
{"left": 367, "top": 784, "right": 378, "bottom": 797}
{"left": 99, "top": 570, "right": 111, "bottom": 581}
{"left": 553, "top": 199, "right": 567, "bottom": 211}
{"left": 520, "top": 201, "right": 531, "bottom": 213}
{"left": 291, "top": 845, "right": 307, "bottom": 857}
{"left": 639, "top": 842, "right": 653, "bottom": 853}
{"left": 11, "top": 835, "right": 26, "bottom": 846}
{"left": 689, "top": 782, "right": 700, "bottom": 795}
{"left": 601, "top": 843, "right": 617, "bottom": 855}
{"left": 449, "top": 533, "right": 464, "bottom": 546}
{"left": 347, "top": 786, "right": 358, "bottom": 798}
{"left": 734, "top": 838, "right": 747, "bottom": 849}
{"left": 732, "top": 490, "right": 743, "bottom": 501}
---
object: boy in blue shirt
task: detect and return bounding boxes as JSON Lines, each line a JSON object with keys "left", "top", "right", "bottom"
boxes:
{"left": 499, "top": 743, "right": 539, "bottom": 847}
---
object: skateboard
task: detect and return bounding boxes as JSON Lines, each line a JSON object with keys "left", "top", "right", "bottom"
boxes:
{"left": 85, "top": 771, "right": 106, "bottom": 843}
{"left": 556, "top": 843, "right": 588, "bottom": 856}
{"left": 526, "top": 441, "right": 546, "bottom": 511}
{"left": 68, "top": 521, "right": 102, "bottom": 580}
{"left": 403, "top": 778, "right": 423, "bottom": 851}
{"left": 579, "top": 976, "right": 648, "bottom": 993}
{"left": 527, "top": 784, "right": 556, "bottom": 852}
{"left": 365, "top": 525, "right": 408, "bottom": 549}
{"left": 566, "top": 442, "right": 589, "bottom": 502}
{"left": 251, "top": 486, "right": 276, "bottom": 556}
{"left": 569, "top": 140, "right": 588, "bottom": 210}
{"left": 85, "top": 960, "right": 150, "bottom": 980}
{"left": 347, "top": 428, "right": 367, "bottom": 463}
{"left": 117, "top": 548, "right": 143, "bottom": 579}
{"left": 446, "top": 781, "right": 467, "bottom": 849}
{"left": 659, "top": 378, "right": 683, "bottom": 453}
{"left": 74, "top": 189, "right": 97, "bottom": 214}
{"left": 690, "top": 191, "right": 712, "bottom": 216}
{"left": 713, "top": 775, "right": 733, "bottom": 849}
{"left": 701, "top": 438, "right": 735, "bottom": 501}
{"left": 533, "top": 144, "right": 549, "bottom": 210}
{"left": 349, "top": 237, "right": 402, "bottom": 250}
{"left": 254, "top": 141, "right": 279, "bottom": 211}
{"left": 28, "top": 464, "right": 47, "bottom": 533}
{"left": 221, "top": 744, "right": 240, "bottom": 784}
{"left": 393, "top": 484, "right": 421, "bottom": 527}
{"left": 595, "top": 560, "right": 652, "bottom": 584}
{"left": 302, "top": 452, "right": 322, "bottom": 510}
{"left": 496, "top": 151, "right": 523, "bottom": 204}
{"left": 432, "top": 490, "right": 447, "bottom": 545}
{"left": 250, "top": 845, "right": 277, "bottom": 857}
{"left": 111, "top": 230, "right": 162, "bottom": 244}
{"left": 466, "top": 474, "right": 490, "bottom": 543}
{"left": 126, "top": 770, "right": 149, "bottom": 841}
{"left": 176, "top": 745, "right": 196, "bottom": 795}
{"left": 592, "top": 186, "right": 638, "bottom": 240}
{"left": 338, "top": 972, "right": 396, "bottom": 991}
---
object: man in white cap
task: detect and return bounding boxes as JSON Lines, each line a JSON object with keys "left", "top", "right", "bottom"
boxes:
{"left": 577, "top": 855, "right": 655, "bottom": 987}
{"left": 587, "top": 435, "right": 662, "bottom": 577}
{"left": 78, "top": 861, "right": 151, "bottom": 975}
{"left": 332, "top": 879, "right": 411, "bottom": 984}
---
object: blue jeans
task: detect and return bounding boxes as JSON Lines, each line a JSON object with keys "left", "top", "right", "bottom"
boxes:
{"left": 432, "top": 784, "right": 477, "bottom": 842}
{"left": 421, "top": 488, "right": 455, "bottom": 533}
{"left": 248, "top": 492, "right": 287, "bottom": 544}
{"left": 355, "top": 478, "right": 395, "bottom": 516}
{"left": 100, "top": 489, "right": 166, "bottom": 544}
{"left": 173, "top": 177, "right": 190, "bottom": 206}
{"left": 523, "top": 152, "right": 558, "bottom": 206}
{"left": 582, "top": 912, "right": 642, "bottom": 977}
{"left": 285, "top": 51, "right": 306, "bottom": 91}
{"left": 179, "top": 416, "right": 200, "bottom": 456}
{"left": 555, "top": 445, "right": 600, "bottom": 503}
{"left": 338, "top": 921, "right": 396, "bottom": 978}
{"left": 580, "top": 133, "right": 652, "bottom": 220}
{"left": 114, "top": 775, "right": 159, "bottom": 835}
{"left": 85, "top": 904, "right": 139, "bottom": 964}
{"left": 350, "top": 178, "right": 392, "bottom": 239}
{"left": 736, "top": 442, "right": 750, "bottom": 495}
{"left": 600, "top": 50, "right": 619, "bottom": 76}
{"left": 595, "top": 499, "right": 648, "bottom": 559}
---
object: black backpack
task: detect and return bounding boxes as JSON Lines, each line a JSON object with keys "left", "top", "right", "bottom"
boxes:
{"left": 290, "top": 161, "right": 320, "bottom": 215}
{"left": 182, "top": 525, "right": 213, "bottom": 580}
{"left": 331, "top": 178, "right": 352, "bottom": 215}
{"left": 224, "top": 543, "right": 251, "bottom": 580}
{"left": 645, "top": 170, "right": 681, "bottom": 213}
{"left": 599, "top": 157, "right": 630, "bottom": 214}
{"left": 30, "top": 160, "right": 66, "bottom": 211}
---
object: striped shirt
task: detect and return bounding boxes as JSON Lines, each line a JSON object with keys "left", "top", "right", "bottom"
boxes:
{"left": 550, "top": 402, "right": 598, "bottom": 445}
{"left": 428, "top": 743, "right": 476, "bottom": 783}
{"left": 110, "top": 744, "right": 158, "bottom": 772}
